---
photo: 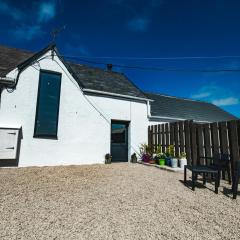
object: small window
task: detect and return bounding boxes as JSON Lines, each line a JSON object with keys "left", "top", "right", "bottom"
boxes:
{"left": 111, "top": 123, "right": 126, "bottom": 143}
{"left": 34, "top": 70, "right": 62, "bottom": 138}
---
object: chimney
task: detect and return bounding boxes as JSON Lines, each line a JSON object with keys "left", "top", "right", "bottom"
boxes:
{"left": 107, "top": 63, "right": 113, "bottom": 71}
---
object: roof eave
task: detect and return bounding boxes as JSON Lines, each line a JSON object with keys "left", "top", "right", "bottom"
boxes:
{"left": 83, "top": 88, "right": 153, "bottom": 102}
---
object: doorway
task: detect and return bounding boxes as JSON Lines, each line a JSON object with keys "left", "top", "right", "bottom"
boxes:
{"left": 111, "top": 121, "right": 129, "bottom": 162}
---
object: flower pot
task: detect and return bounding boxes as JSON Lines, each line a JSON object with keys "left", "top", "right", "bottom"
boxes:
{"left": 179, "top": 158, "right": 187, "bottom": 169}
{"left": 159, "top": 159, "right": 165, "bottom": 166}
{"left": 165, "top": 157, "right": 171, "bottom": 166}
{"left": 171, "top": 158, "right": 178, "bottom": 168}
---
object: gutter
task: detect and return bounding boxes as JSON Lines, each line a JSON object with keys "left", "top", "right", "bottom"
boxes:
{"left": 149, "top": 115, "right": 210, "bottom": 123}
{"left": 83, "top": 88, "right": 154, "bottom": 102}
{"left": 0, "top": 76, "right": 16, "bottom": 86}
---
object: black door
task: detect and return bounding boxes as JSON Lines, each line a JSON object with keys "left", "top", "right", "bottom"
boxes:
{"left": 111, "top": 121, "right": 129, "bottom": 162}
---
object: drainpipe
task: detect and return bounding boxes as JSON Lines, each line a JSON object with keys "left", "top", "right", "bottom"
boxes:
{"left": 147, "top": 100, "right": 151, "bottom": 118}
{"left": 0, "top": 87, "right": 2, "bottom": 107}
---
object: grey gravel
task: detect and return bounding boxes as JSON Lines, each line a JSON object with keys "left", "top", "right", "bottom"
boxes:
{"left": 0, "top": 163, "right": 239, "bottom": 240}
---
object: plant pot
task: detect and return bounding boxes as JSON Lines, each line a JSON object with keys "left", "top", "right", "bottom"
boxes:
{"left": 171, "top": 158, "right": 178, "bottom": 168}
{"left": 159, "top": 159, "right": 165, "bottom": 166}
{"left": 165, "top": 157, "right": 171, "bottom": 166}
{"left": 179, "top": 158, "right": 187, "bottom": 169}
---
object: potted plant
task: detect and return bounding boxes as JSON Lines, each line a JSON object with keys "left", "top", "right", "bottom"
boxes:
{"left": 166, "top": 145, "right": 178, "bottom": 168}
{"left": 131, "top": 153, "right": 138, "bottom": 163}
{"left": 105, "top": 153, "right": 112, "bottom": 164}
{"left": 165, "top": 145, "right": 172, "bottom": 166}
{"left": 179, "top": 152, "right": 187, "bottom": 169}
{"left": 158, "top": 153, "right": 166, "bottom": 165}
{"left": 154, "top": 145, "right": 165, "bottom": 165}
{"left": 139, "top": 143, "right": 154, "bottom": 163}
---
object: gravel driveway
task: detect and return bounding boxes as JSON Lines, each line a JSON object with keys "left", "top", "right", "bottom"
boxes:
{"left": 0, "top": 163, "right": 239, "bottom": 240}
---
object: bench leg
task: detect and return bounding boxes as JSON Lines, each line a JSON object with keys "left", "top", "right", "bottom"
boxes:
{"left": 184, "top": 166, "right": 187, "bottom": 184}
{"left": 218, "top": 171, "right": 221, "bottom": 188}
{"left": 192, "top": 171, "right": 196, "bottom": 191}
{"left": 227, "top": 166, "right": 231, "bottom": 184}
{"left": 203, "top": 173, "right": 206, "bottom": 185}
{"left": 233, "top": 176, "right": 238, "bottom": 199}
{"left": 215, "top": 173, "right": 219, "bottom": 194}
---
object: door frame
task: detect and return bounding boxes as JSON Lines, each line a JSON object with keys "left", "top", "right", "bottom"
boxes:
{"left": 110, "top": 120, "right": 130, "bottom": 162}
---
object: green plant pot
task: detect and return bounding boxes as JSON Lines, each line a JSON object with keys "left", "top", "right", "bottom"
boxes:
{"left": 159, "top": 159, "right": 165, "bottom": 166}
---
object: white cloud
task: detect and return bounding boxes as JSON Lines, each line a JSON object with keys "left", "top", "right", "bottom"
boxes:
{"left": 212, "top": 97, "right": 240, "bottom": 106}
{"left": 0, "top": 0, "right": 24, "bottom": 20}
{"left": 38, "top": 2, "right": 56, "bottom": 23}
{"left": 191, "top": 84, "right": 240, "bottom": 107}
{"left": 127, "top": 17, "right": 149, "bottom": 32}
{"left": 12, "top": 25, "right": 44, "bottom": 40}
{"left": 191, "top": 92, "right": 211, "bottom": 99}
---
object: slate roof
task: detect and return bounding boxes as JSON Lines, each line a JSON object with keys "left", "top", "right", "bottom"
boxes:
{"left": 0, "top": 45, "right": 147, "bottom": 99}
{"left": 68, "top": 62, "right": 146, "bottom": 98}
{"left": 145, "top": 92, "right": 238, "bottom": 122}
{"left": 0, "top": 45, "right": 33, "bottom": 77}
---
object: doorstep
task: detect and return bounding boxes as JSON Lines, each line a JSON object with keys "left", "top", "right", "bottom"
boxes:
{"left": 137, "top": 161, "right": 183, "bottom": 172}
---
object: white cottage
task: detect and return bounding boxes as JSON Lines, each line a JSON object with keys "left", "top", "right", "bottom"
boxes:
{"left": 0, "top": 44, "right": 151, "bottom": 167}
{"left": 0, "top": 44, "right": 237, "bottom": 167}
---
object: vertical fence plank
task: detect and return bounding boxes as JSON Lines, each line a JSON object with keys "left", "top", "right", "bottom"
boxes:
{"left": 219, "top": 121, "right": 229, "bottom": 179}
{"left": 174, "top": 122, "right": 180, "bottom": 157}
{"left": 191, "top": 122, "right": 198, "bottom": 165}
{"left": 165, "top": 123, "right": 170, "bottom": 149}
{"left": 219, "top": 121, "right": 229, "bottom": 155}
{"left": 211, "top": 122, "right": 220, "bottom": 156}
{"left": 184, "top": 121, "right": 191, "bottom": 164}
{"left": 157, "top": 124, "right": 161, "bottom": 151}
{"left": 203, "top": 123, "right": 212, "bottom": 158}
{"left": 161, "top": 124, "right": 166, "bottom": 153}
{"left": 228, "top": 120, "right": 240, "bottom": 174}
{"left": 148, "top": 126, "right": 151, "bottom": 146}
{"left": 179, "top": 121, "right": 184, "bottom": 154}
{"left": 154, "top": 125, "right": 158, "bottom": 152}
{"left": 150, "top": 125, "right": 154, "bottom": 153}
{"left": 170, "top": 123, "right": 175, "bottom": 145}
{"left": 197, "top": 124, "right": 204, "bottom": 164}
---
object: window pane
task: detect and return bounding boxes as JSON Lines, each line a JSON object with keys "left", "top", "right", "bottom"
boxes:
{"left": 34, "top": 71, "right": 61, "bottom": 137}
{"left": 111, "top": 124, "right": 126, "bottom": 143}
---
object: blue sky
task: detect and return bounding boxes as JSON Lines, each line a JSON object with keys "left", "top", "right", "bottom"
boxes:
{"left": 0, "top": 0, "right": 240, "bottom": 117}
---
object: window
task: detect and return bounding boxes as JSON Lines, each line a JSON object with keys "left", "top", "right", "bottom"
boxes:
{"left": 111, "top": 123, "right": 127, "bottom": 143}
{"left": 34, "top": 70, "right": 62, "bottom": 138}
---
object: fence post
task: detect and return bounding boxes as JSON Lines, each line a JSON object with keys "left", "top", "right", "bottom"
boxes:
{"left": 197, "top": 124, "right": 204, "bottom": 165}
{"left": 203, "top": 123, "right": 211, "bottom": 159}
{"left": 174, "top": 122, "right": 180, "bottom": 157}
{"left": 179, "top": 121, "right": 184, "bottom": 154}
{"left": 211, "top": 122, "right": 220, "bottom": 156}
{"left": 191, "top": 122, "right": 197, "bottom": 165}
{"left": 161, "top": 124, "right": 166, "bottom": 153}
{"left": 154, "top": 125, "right": 158, "bottom": 152}
{"left": 228, "top": 120, "right": 240, "bottom": 176}
{"left": 184, "top": 120, "right": 192, "bottom": 165}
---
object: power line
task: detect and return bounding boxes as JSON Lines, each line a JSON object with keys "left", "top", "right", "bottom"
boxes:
{"left": 61, "top": 54, "right": 240, "bottom": 73}
{"left": 61, "top": 54, "right": 240, "bottom": 61}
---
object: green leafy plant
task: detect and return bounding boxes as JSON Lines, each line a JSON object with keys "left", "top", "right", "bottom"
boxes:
{"left": 139, "top": 143, "right": 154, "bottom": 163}
{"left": 166, "top": 145, "right": 175, "bottom": 158}
{"left": 180, "top": 152, "right": 187, "bottom": 159}
{"left": 154, "top": 145, "right": 165, "bottom": 159}
{"left": 139, "top": 143, "right": 153, "bottom": 156}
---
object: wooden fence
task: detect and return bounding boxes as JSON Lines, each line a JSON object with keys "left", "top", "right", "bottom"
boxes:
{"left": 148, "top": 120, "right": 240, "bottom": 174}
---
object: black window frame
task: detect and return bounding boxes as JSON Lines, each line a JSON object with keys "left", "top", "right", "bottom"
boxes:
{"left": 33, "top": 70, "right": 62, "bottom": 139}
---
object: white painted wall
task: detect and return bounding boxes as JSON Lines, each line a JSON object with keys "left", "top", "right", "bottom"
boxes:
{"left": 0, "top": 51, "right": 148, "bottom": 167}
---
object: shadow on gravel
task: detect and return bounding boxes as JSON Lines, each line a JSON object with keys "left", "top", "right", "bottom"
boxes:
{"left": 179, "top": 179, "right": 217, "bottom": 193}
{"left": 222, "top": 187, "right": 239, "bottom": 199}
